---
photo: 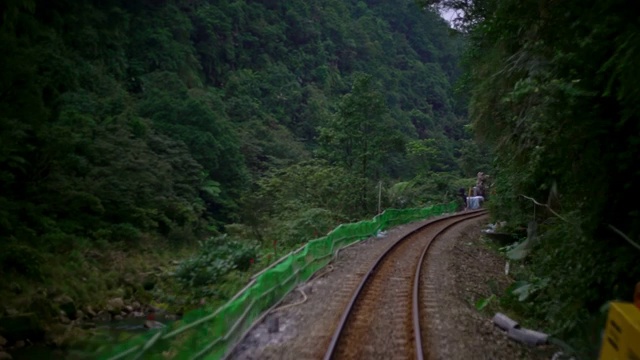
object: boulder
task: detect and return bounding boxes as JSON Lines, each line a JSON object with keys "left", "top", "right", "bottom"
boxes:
{"left": 94, "top": 311, "right": 111, "bottom": 322}
{"left": 106, "top": 298, "right": 125, "bottom": 314}
{"left": 123, "top": 306, "right": 133, "bottom": 313}
{"left": 85, "top": 306, "right": 97, "bottom": 318}
{"left": 0, "top": 313, "right": 44, "bottom": 342}
{"left": 143, "top": 320, "right": 164, "bottom": 329}
{"left": 0, "top": 351, "right": 12, "bottom": 359}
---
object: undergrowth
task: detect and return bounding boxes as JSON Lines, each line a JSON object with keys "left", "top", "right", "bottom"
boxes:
{"left": 490, "top": 211, "right": 638, "bottom": 360}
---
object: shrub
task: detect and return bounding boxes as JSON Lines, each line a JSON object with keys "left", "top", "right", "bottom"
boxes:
{"left": 174, "top": 235, "right": 257, "bottom": 287}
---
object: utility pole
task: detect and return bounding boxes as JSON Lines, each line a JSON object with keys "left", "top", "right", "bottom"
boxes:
{"left": 378, "top": 180, "right": 382, "bottom": 214}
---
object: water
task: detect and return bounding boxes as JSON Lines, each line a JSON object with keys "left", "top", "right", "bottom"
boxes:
{"left": 6, "top": 315, "right": 177, "bottom": 359}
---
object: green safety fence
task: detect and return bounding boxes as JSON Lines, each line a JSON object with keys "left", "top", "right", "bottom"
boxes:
{"left": 96, "top": 201, "right": 457, "bottom": 360}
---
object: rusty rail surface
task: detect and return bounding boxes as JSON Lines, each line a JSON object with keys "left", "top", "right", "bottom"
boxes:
{"left": 324, "top": 210, "right": 488, "bottom": 360}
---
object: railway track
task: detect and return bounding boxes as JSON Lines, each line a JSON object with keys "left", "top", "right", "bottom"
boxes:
{"left": 323, "top": 210, "right": 488, "bottom": 360}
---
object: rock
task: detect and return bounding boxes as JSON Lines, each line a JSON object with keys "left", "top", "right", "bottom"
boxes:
{"left": 80, "top": 322, "right": 96, "bottom": 330}
{"left": 2, "top": 308, "right": 18, "bottom": 317}
{"left": 54, "top": 295, "right": 76, "bottom": 319}
{"left": 113, "top": 315, "right": 123, "bottom": 321}
{"left": 107, "top": 298, "right": 125, "bottom": 314}
{"left": 44, "top": 324, "right": 88, "bottom": 348}
{"left": 44, "top": 324, "right": 67, "bottom": 346}
{"left": 123, "top": 306, "right": 133, "bottom": 313}
{"left": 0, "top": 351, "right": 12, "bottom": 359}
{"left": 85, "top": 306, "right": 97, "bottom": 318}
{"left": 75, "top": 310, "right": 84, "bottom": 321}
{"left": 143, "top": 320, "right": 165, "bottom": 329}
{"left": 14, "top": 340, "right": 25, "bottom": 349}
{"left": 0, "top": 313, "right": 44, "bottom": 342}
{"left": 131, "top": 311, "right": 144, "bottom": 318}
{"left": 59, "top": 314, "right": 71, "bottom": 324}
{"left": 0, "top": 335, "right": 6, "bottom": 346}
{"left": 94, "top": 311, "right": 111, "bottom": 322}
{"left": 132, "top": 301, "right": 141, "bottom": 310}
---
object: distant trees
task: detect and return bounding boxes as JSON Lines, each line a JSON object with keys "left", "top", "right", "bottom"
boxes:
{"left": 0, "top": 0, "right": 471, "bottom": 277}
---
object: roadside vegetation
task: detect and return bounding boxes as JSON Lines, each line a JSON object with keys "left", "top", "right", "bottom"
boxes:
{"left": 423, "top": 0, "right": 640, "bottom": 356}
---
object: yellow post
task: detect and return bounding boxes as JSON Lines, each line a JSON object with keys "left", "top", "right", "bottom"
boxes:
{"left": 599, "top": 302, "right": 640, "bottom": 359}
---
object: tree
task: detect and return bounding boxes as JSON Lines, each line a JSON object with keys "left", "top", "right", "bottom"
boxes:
{"left": 318, "top": 73, "right": 404, "bottom": 211}
{"left": 425, "top": 0, "right": 640, "bottom": 353}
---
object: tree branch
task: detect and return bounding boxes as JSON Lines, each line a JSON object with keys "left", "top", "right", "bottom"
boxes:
{"left": 608, "top": 225, "right": 640, "bottom": 252}
{"left": 519, "top": 194, "right": 570, "bottom": 223}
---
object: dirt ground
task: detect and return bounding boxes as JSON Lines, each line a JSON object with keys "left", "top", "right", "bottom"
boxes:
{"left": 228, "top": 215, "right": 557, "bottom": 360}
{"left": 421, "top": 220, "right": 557, "bottom": 359}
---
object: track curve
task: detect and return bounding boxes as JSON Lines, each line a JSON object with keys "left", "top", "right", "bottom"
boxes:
{"left": 324, "top": 210, "right": 488, "bottom": 360}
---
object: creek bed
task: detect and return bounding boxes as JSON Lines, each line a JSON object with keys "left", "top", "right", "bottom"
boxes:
{"left": 5, "top": 314, "right": 178, "bottom": 360}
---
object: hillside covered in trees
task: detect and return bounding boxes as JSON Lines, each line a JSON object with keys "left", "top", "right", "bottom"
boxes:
{"left": 424, "top": 0, "right": 640, "bottom": 356}
{"left": 0, "top": 0, "right": 482, "bottom": 348}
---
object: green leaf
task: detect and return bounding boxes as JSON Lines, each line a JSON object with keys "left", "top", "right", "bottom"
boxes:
{"left": 512, "top": 283, "right": 533, "bottom": 301}
{"left": 475, "top": 294, "right": 495, "bottom": 310}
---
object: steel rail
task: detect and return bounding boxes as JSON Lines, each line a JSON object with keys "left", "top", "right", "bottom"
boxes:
{"left": 411, "top": 210, "right": 487, "bottom": 359}
{"left": 324, "top": 210, "right": 488, "bottom": 360}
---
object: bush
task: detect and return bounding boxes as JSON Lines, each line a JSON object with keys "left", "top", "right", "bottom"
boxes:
{"left": 174, "top": 235, "right": 258, "bottom": 287}
{"left": 0, "top": 243, "right": 45, "bottom": 278}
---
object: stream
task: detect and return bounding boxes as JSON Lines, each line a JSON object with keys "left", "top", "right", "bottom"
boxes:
{"left": 6, "top": 314, "right": 178, "bottom": 360}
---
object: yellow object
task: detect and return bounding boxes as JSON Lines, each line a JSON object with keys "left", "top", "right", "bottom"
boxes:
{"left": 599, "top": 302, "right": 640, "bottom": 360}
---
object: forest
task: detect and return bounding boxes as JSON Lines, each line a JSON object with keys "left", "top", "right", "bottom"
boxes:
{"left": 4, "top": 0, "right": 636, "bottom": 357}
{"left": 424, "top": 0, "right": 640, "bottom": 356}
{"left": 0, "top": 0, "right": 486, "bottom": 351}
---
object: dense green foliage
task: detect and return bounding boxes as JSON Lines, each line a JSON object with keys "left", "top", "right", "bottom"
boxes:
{"left": 425, "top": 0, "right": 640, "bottom": 355}
{"left": 0, "top": 0, "right": 479, "bottom": 325}
{"left": 175, "top": 235, "right": 257, "bottom": 288}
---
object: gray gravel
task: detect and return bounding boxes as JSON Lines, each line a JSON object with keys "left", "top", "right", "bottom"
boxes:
{"left": 421, "top": 220, "right": 556, "bottom": 359}
{"left": 228, "top": 217, "right": 447, "bottom": 360}
{"left": 228, "top": 214, "right": 556, "bottom": 360}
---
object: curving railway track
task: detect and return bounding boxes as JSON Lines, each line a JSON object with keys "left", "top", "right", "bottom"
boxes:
{"left": 323, "top": 210, "right": 488, "bottom": 360}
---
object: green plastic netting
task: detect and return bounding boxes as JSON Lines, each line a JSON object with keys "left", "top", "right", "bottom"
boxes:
{"left": 96, "top": 202, "right": 457, "bottom": 360}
